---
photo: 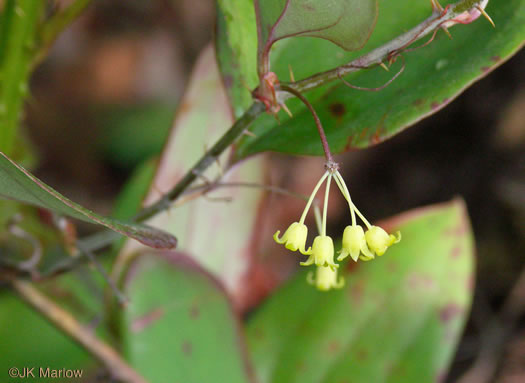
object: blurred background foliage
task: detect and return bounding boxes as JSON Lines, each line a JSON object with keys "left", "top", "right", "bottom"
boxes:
{"left": 0, "top": 0, "right": 524, "bottom": 382}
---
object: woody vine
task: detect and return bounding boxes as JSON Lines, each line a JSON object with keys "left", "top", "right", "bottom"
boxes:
{"left": 2, "top": 0, "right": 522, "bottom": 381}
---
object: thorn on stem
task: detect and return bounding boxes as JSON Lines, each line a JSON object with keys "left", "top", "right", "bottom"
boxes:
{"left": 152, "top": 183, "right": 165, "bottom": 199}
{"left": 239, "top": 77, "right": 253, "bottom": 92}
{"left": 338, "top": 56, "right": 405, "bottom": 93}
{"left": 430, "top": 0, "right": 444, "bottom": 13}
{"left": 288, "top": 64, "right": 296, "bottom": 82}
{"left": 242, "top": 129, "right": 257, "bottom": 137}
{"left": 203, "top": 194, "right": 233, "bottom": 203}
{"left": 476, "top": 6, "right": 495, "bottom": 27}
{"left": 442, "top": 26, "right": 452, "bottom": 39}
{"left": 192, "top": 169, "right": 213, "bottom": 186}
{"left": 214, "top": 157, "right": 224, "bottom": 178}
{"left": 280, "top": 102, "right": 293, "bottom": 117}
{"left": 379, "top": 62, "right": 389, "bottom": 72}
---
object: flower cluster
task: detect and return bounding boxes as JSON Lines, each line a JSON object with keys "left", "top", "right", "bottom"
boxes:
{"left": 274, "top": 167, "right": 400, "bottom": 291}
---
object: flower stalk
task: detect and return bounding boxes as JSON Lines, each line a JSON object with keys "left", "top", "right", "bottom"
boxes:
{"left": 279, "top": 85, "right": 334, "bottom": 164}
{"left": 274, "top": 165, "right": 400, "bottom": 290}
{"left": 80, "top": 0, "right": 489, "bottom": 259}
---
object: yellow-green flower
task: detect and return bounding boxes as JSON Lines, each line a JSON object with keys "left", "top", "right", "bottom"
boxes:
{"left": 301, "top": 235, "right": 337, "bottom": 270}
{"left": 338, "top": 224, "right": 374, "bottom": 262}
{"left": 273, "top": 222, "right": 308, "bottom": 253}
{"left": 307, "top": 265, "right": 344, "bottom": 291}
{"left": 365, "top": 226, "right": 401, "bottom": 256}
{"left": 333, "top": 170, "right": 400, "bottom": 260}
{"left": 273, "top": 165, "right": 401, "bottom": 292}
{"left": 274, "top": 171, "right": 330, "bottom": 256}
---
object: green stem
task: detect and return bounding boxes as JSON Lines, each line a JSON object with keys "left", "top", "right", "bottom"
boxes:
{"left": 313, "top": 204, "right": 322, "bottom": 234}
{"left": 77, "top": 0, "right": 488, "bottom": 255}
{"left": 299, "top": 171, "right": 329, "bottom": 225}
{"left": 0, "top": 0, "right": 44, "bottom": 156}
{"left": 277, "top": 0, "right": 486, "bottom": 97}
{"left": 321, "top": 174, "right": 332, "bottom": 236}
{"left": 335, "top": 171, "right": 370, "bottom": 228}
{"left": 334, "top": 172, "right": 356, "bottom": 226}
{"left": 134, "top": 102, "right": 265, "bottom": 222}
{"left": 352, "top": 204, "right": 372, "bottom": 230}
{"left": 33, "top": 0, "right": 92, "bottom": 67}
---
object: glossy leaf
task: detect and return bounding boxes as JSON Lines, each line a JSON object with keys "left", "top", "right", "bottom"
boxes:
{"left": 254, "top": 0, "right": 378, "bottom": 74}
{"left": 218, "top": 0, "right": 525, "bottom": 158}
{"left": 0, "top": 151, "right": 177, "bottom": 249}
{"left": 216, "top": 0, "right": 259, "bottom": 117}
{"left": 247, "top": 199, "right": 474, "bottom": 383}
{"left": 121, "top": 253, "right": 253, "bottom": 383}
{"left": 120, "top": 45, "right": 267, "bottom": 296}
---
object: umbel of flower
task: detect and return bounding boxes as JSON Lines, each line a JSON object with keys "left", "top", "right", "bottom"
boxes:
{"left": 273, "top": 166, "right": 400, "bottom": 291}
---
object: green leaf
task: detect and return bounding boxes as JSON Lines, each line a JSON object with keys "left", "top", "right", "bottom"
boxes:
{"left": 247, "top": 199, "right": 474, "bottom": 383}
{"left": 0, "top": 270, "right": 105, "bottom": 379}
{"left": 0, "top": 255, "right": 125, "bottom": 378}
{"left": 0, "top": 0, "right": 45, "bottom": 156}
{"left": 230, "top": 0, "right": 525, "bottom": 158}
{"left": 254, "top": 0, "right": 378, "bottom": 74}
{"left": 216, "top": 0, "right": 259, "bottom": 118}
{"left": 121, "top": 253, "right": 254, "bottom": 383}
{"left": 120, "top": 46, "right": 267, "bottom": 294}
{"left": 0, "top": 292, "right": 95, "bottom": 379}
{"left": 0, "top": 151, "right": 177, "bottom": 249}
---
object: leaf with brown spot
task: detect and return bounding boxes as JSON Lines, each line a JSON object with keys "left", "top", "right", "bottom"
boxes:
{"left": 120, "top": 45, "right": 268, "bottom": 304}
{"left": 131, "top": 308, "right": 165, "bottom": 333}
{"left": 233, "top": 0, "right": 525, "bottom": 157}
{"left": 246, "top": 199, "right": 474, "bottom": 383}
{"left": 328, "top": 102, "right": 346, "bottom": 118}
{"left": 121, "top": 252, "right": 254, "bottom": 383}
{"left": 439, "top": 303, "right": 463, "bottom": 323}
